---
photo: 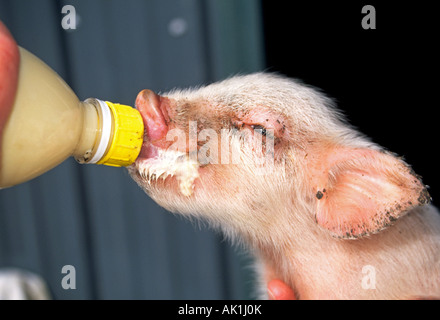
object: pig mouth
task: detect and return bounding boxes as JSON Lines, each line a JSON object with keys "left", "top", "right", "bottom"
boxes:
{"left": 132, "top": 89, "right": 200, "bottom": 197}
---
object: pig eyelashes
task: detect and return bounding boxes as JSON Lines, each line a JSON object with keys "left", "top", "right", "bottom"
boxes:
{"left": 233, "top": 109, "right": 288, "bottom": 139}
{"left": 230, "top": 116, "right": 287, "bottom": 151}
{"left": 250, "top": 125, "right": 270, "bottom": 138}
{"left": 229, "top": 122, "right": 275, "bottom": 148}
{"left": 236, "top": 123, "right": 273, "bottom": 138}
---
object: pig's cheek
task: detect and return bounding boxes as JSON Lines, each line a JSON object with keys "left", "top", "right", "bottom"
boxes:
{"left": 195, "top": 164, "right": 239, "bottom": 195}
{"left": 194, "top": 165, "right": 220, "bottom": 191}
{"left": 239, "top": 110, "right": 288, "bottom": 139}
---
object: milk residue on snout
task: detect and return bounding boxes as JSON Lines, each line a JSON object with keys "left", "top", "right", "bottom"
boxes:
{"left": 135, "top": 149, "right": 199, "bottom": 197}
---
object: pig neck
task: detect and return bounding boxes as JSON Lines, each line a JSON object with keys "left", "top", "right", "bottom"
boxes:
{"left": 246, "top": 202, "right": 336, "bottom": 298}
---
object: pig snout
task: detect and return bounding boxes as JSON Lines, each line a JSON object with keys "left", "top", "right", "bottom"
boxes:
{"left": 135, "top": 89, "right": 171, "bottom": 159}
{"left": 136, "top": 89, "right": 168, "bottom": 141}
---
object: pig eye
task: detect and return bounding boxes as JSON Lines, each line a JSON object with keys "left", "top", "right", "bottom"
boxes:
{"left": 231, "top": 121, "right": 275, "bottom": 140}
{"left": 250, "top": 124, "right": 273, "bottom": 139}
{"left": 250, "top": 125, "right": 266, "bottom": 136}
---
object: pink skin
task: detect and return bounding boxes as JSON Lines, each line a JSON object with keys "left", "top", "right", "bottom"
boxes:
{"left": 268, "top": 279, "right": 296, "bottom": 300}
{"left": 136, "top": 89, "right": 179, "bottom": 160}
{"left": 0, "top": 21, "right": 20, "bottom": 165}
{"left": 135, "top": 89, "right": 169, "bottom": 143}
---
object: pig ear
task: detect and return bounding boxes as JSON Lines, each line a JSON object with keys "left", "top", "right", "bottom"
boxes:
{"left": 312, "top": 148, "right": 430, "bottom": 239}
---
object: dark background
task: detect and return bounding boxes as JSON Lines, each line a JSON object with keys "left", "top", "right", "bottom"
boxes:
{"left": 262, "top": 1, "right": 439, "bottom": 205}
{"left": 0, "top": 0, "right": 438, "bottom": 300}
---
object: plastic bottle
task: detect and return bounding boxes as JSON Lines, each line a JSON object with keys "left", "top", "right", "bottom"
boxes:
{"left": 0, "top": 47, "right": 144, "bottom": 188}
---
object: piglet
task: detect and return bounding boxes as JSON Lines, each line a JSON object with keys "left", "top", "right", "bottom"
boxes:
{"left": 128, "top": 73, "right": 440, "bottom": 299}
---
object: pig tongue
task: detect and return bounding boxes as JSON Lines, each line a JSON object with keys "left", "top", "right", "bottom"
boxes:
{"left": 135, "top": 89, "right": 168, "bottom": 143}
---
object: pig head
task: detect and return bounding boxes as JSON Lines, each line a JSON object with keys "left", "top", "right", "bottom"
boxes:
{"left": 128, "top": 73, "right": 440, "bottom": 299}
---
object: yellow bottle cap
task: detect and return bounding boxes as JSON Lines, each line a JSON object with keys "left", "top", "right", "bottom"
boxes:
{"left": 96, "top": 101, "right": 144, "bottom": 167}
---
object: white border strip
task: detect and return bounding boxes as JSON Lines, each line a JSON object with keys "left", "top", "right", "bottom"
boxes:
{"left": 88, "top": 99, "right": 112, "bottom": 164}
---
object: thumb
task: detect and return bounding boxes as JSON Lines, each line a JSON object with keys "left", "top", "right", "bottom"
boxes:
{"left": 267, "top": 279, "right": 296, "bottom": 300}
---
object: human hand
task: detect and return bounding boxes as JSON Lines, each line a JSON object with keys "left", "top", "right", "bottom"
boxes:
{"left": 0, "top": 21, "right": 20, "bottom": 162}
{"left": 267, "top": 279, "right": 296, "bottom": 300}
{"left": 267, "top": 279, "right": 440, "bottom": 300}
